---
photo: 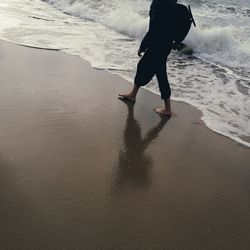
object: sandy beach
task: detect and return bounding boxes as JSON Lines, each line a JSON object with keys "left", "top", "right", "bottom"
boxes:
{"left": 0, "top": 39, "right": 249, "bottom": 250}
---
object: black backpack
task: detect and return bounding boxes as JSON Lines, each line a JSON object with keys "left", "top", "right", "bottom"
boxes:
{"left": 172, "top": 4, "right": 196, "bottom": 45}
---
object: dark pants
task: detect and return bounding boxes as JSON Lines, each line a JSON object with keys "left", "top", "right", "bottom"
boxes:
{"left": 134, "top": 47, "right": 171, "bottom": 99}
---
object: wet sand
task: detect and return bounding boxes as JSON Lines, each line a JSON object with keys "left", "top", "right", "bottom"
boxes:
{"left": 0, "top": 40, "right": 250, "bottom": 250}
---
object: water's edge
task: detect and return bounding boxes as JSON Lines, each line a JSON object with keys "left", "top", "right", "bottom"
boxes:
{"left": 2, "top": 38, "right": 249, "bottom": 148}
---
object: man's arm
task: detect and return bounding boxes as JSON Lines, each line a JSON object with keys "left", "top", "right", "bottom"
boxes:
{"left": 138, "top": 0, "right": 164, "bottom": 56}
{"left": 138, "top": 31, "right": 151, "bottom": 56}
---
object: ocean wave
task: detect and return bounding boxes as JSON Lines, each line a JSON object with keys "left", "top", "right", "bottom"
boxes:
{"left": 43, "top": 0, "right": 149, "bottom": 39}
{"left": 186, "top": 25, "right": 250, "bottom": 73}
{"left": 43, "top": 0, "right": 250, "bottom": 76}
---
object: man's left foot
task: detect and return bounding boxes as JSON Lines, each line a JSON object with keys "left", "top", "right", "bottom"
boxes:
{"left": 153, "top": 107, "right": 172, "bottom": 116}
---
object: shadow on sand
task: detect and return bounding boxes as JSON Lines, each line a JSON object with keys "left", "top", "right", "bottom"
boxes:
{"left": 112, "top": 100, "right": 170, "bottom": 192}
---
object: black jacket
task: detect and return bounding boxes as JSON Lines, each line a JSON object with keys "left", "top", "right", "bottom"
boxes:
{"left": 139, "top": 0, "right": 176, "bottom": 52}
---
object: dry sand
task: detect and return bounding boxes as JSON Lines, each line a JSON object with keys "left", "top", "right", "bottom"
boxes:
{"left": 0, "top": 40, "right": 250, "bottom": 250}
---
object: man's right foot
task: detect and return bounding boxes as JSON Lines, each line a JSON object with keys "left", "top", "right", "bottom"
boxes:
{"left": 118, "top": 94, "right": 136, "bottom": 103}
{"left": 153, "top": 107, "right": 172, "bottom": 116}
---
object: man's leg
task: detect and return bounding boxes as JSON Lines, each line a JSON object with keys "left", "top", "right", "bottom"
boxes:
{"left": 119, "top": 49, "right": 154, "bottom": 103}
{"left": 154, "top": 58, "right": 172, "bottom": 116}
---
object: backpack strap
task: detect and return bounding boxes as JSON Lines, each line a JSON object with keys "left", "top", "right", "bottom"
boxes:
{"left": 188, "top": 5, "right": 196, "bottom": 27}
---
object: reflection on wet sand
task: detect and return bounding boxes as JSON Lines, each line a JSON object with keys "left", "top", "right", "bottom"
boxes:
{"left": 113, "top": 101, "right": 169, "bottom": 191}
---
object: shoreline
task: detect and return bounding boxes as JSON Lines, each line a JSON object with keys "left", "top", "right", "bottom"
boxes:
{"left": 103, "top": 64, "right": 250, "bottom": 149}
{"left": 0, "top": 39, "right": 250, "bottom": 249}
{"left": 2, "top": 39, "right": 249, "bottom": 148}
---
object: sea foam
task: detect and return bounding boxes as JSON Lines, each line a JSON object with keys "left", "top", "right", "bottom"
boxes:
{"left": 43, "top": 0, "right": 250, "bottom": 77}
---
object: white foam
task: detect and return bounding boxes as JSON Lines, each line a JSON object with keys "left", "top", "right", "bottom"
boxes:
{"left": 44, "top": 0, "right": 149, "bottom": 39}
{"left": 42, "top": 0, "right": 250, "bottom": 77}
{"left": 185, "top": 26, "right": 250, "bottom": 72}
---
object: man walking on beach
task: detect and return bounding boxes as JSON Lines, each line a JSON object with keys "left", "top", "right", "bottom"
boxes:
{"left": 119, "top": 0, "right": 177, "bottom": 116}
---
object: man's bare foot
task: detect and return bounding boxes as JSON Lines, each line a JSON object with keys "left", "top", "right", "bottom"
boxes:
{"left": 153, "top": 107, "right": 172, "bottom": 116}
{"left": 118, "top": 94, "right": 136, "bottom": 103}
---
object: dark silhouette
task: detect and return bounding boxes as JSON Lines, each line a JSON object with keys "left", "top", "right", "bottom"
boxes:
{"left": 112, "top": 100, "right": 169, "bottom": 192}
{"left": 119, "top": 0, "right": 178, "bottom": 116}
